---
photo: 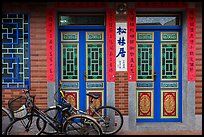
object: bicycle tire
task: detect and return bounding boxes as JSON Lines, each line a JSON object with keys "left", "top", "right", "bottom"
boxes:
{"left": 36, "top": 106, "right": 60, "bottom": 135}
{"left": 4, "top": 113, "right": 46, "bottom": 135}
{"left": 63, "top": 114, "right": 103, "bottom": 135}
{"left": 2, "top": 107, "right": 13, "bottom": 134}
{"left": 91, "top": 105, "right": 124, "bottom": 135}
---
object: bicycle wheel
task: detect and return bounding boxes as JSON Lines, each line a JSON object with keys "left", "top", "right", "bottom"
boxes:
{"left": 36, "top": 106, "right": 60, "bottom": 135}
{"left": 63, "top": 114, "right": 102, "bottom": 135}
{"left": 4, "top": 114, "right": 46, "bottom": 135}
{"left": 91, "top": 106, "right": 124, "bottom": 135}
{"left": 2, "top": 107, "right": 13, "bottom": 134}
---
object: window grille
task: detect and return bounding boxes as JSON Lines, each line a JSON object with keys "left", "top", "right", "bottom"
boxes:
{"left": 2, "top": 13, "right": 30, "bottom": 89}
{"left": 136, "top": 13, "right": 181, "bottom": 26}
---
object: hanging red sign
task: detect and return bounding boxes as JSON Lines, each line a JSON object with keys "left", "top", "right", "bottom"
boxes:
{"left": 54, "top": 2, "right": 106, "bottom": 9}
{"left": 46, "top": 8, "right": 56, "bottom": 82}
{"left": 135, "top": 2, "right": 187, "bottom": 8}
{"left": 127, "top": 8, "right": 136, "bottom": 81}
{"left": 187, "top": 8, "right": 196, "bottom": 81}
{"left": 106, "top": 8, "right": 116, "bottom": 82}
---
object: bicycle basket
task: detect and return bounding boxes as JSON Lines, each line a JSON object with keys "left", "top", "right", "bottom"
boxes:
{"left": 8, "top": 96, "right": 35, "bottom": 118}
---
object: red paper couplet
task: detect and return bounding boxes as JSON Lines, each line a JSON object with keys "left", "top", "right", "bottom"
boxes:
{"left": 106, "top": 8, "right": 116, "bottom": 82}
{"left": 187, "top": 8, "right": 196, "bottom": 81}
{"left": 46, "top": 8, "right": 56, "bottom": 82}
{"left": 127, "top": 8, "right": 136, "bottom": 81}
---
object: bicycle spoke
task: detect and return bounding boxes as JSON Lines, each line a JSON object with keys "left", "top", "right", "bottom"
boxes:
{"left": 91, "top": 106, "right": 123, "bottom": 135}
{"left": 64, "top": 115, "right": 102, "bottom": 135}
{"left": 2, "top": 107, "right": 12, "bottom": 134}
{"left": 5, "top": 115, "right": 45, "bottom": 135}
{"left": 66, "top": 119, "right": 83, "bottom": 134}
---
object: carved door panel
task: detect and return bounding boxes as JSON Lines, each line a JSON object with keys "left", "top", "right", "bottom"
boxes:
{"left": 136, "top": 31, "right": 182, "bottom": 122}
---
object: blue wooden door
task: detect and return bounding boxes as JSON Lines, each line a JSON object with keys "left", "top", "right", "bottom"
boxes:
{"left": 136, "top": 30, "right": 182, "bottom": 122}
{"left": 58, "top": 30, "right": 106, "bottom": 112}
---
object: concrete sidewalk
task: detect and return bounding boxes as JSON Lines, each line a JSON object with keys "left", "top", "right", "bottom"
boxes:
{"left": 115, "top": 115, "right": 202, "bottom": 135}
{"left": 117, "top": 130, "right": 202, "bottom": 135}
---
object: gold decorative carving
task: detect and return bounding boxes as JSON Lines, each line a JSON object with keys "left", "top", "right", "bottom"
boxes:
{"left": 91, "top": 98, "right": 101, "bottom": 109}
{"left": 164, "top": 93, "right": 176, "bottom": 115}
{"left": 66, "top": 95, "right": 76, "bottom": 107}
{"left": 139, "top": 93, "right": 150, "bottom": 115}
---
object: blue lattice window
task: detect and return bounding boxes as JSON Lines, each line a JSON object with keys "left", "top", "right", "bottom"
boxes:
{"left": 2, "top": 13, "right": 30, "bottom": 89}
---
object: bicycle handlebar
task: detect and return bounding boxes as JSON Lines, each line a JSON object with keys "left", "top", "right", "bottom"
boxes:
{"left": 23, "top": 89, "right": 30, "bottom": 98}
{"left": 22, "top": 89, "right": 35, "bottom": 107}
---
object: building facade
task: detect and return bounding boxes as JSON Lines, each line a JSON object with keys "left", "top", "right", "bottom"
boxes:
{"left": 2, "top": 2, "right": 202, "bottom": 132}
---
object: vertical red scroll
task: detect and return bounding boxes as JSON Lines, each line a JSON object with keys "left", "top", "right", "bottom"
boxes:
{"left": 106, "top": 8, "right": 116, "bottom": 82}
{"left": 127, "top": 8, "right": 136, "bottom": 81}
{"left": 46, "top": 8, "right": 56, "bottom": 82}
{"left": 135, "top": 2, "right": 187, "bottom": 9}
{"left": 187, "top": 8, "right": 196, "bottom": 81}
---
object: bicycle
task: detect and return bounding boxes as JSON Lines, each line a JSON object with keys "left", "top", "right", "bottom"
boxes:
{"left": 2, "top": 107, "right": 12, "bottom": 134}
{"left": 40, "top": 81, "right": 124, "bottom": 135}
{"left": 2, "top": 95, "right": 36, "bottom": 135}
{"left": 4, "top": 89, "right": 103, "bottom": 135}
{"left": 2, "top": 96, "right": 27, "bottom": 134}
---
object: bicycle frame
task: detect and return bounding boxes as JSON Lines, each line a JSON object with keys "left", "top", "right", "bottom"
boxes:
{"left": 23, "top": 90, "right": 63, "bottom": 134}
{"left": 57, "top": 81, "right": 106, "bottom": 120}
{"left": 25, "top": 90, "right": 95, "bottom": 135}
{"left": 58, "top": 90, "right": 106, "bottom": 122}
{"left": 33, "top": 105, "right": 61, "bottom": 132}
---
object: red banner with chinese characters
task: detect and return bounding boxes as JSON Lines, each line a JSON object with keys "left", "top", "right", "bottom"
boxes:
{"left": 46, "top": 8, "right": 56, "bottom": 82}
{"left": 187, "top": 8, "right": 196, "bottom": 81}
{"left": 106, "top": 8, "right": 116, "bottom": 82}
{"left": 54, "top": 2, "right": 106, "bottom": 9}
{"left": 127, "top": 8, "right": 136, "bottom": 81}
{"left": 135, "top": 2, "right": 187, "bottom": 8}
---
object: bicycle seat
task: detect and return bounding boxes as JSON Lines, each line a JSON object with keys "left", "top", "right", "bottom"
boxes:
{"left": 86, "top": 93, "right": 99, "bottom": 99}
